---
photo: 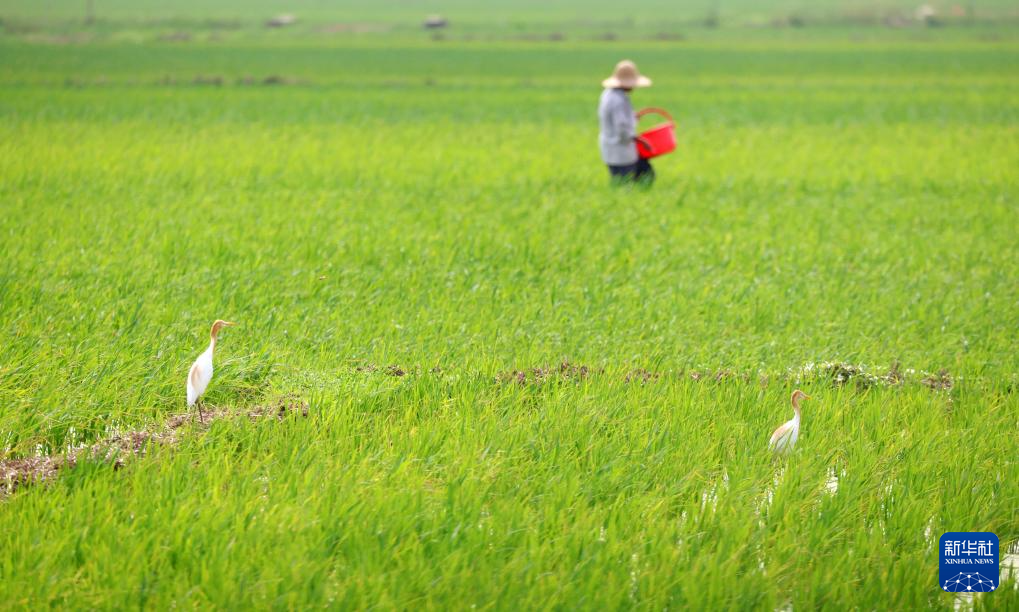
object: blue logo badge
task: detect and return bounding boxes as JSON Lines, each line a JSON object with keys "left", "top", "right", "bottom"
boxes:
{"left": 940, "top": 532, "right": 999, "bottom": 593}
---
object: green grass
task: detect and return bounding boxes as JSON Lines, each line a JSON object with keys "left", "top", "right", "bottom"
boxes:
{"left": 4, "top": 0, "right": 1019, "bottom": 44}
{"left": 1, "top": 4, "right": 1018, "bottom": 609}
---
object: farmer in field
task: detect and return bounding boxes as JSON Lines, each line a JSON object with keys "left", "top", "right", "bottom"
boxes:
{"left": 599, "top": 60, "right": 654, "bottom": 184}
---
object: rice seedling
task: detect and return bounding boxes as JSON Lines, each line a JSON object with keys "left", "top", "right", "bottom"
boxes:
{"left": 0, "top": 1, "right": 1017, "bottom": 608}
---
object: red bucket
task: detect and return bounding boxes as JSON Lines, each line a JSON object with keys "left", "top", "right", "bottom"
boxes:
{"left": 635, "top": 107, "right": 676, "bottom": 159}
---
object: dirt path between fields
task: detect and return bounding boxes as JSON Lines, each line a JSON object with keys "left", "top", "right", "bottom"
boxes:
{"left": 1, "top": 397, "right": 308, "bottom": 498}
{"left": 0, "top": 360, "right": 960, "bottom": 499}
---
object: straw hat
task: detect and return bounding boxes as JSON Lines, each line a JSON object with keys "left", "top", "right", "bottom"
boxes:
{"left": 602, "top": 60, "right": 652, "bottom": 89}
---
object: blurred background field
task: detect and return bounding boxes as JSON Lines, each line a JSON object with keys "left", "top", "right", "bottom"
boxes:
{"left": 2, "top": 0, "right": 1019, "bottom": 42}
{"left": 1, "top": 1, "right": 1017, "bottom": 609}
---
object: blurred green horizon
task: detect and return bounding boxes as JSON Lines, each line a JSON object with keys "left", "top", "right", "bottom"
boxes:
{"left": 2, "top": 0, "right": 1018, "bottom": 44}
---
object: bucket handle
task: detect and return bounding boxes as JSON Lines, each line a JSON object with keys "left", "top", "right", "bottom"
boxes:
{"left": 636, "top": 107, "right": 674, "bottom": 123}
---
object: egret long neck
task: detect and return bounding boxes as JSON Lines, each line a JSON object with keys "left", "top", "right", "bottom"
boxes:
{"left": 791, "top": 396, "right": 802, "bottom": 420}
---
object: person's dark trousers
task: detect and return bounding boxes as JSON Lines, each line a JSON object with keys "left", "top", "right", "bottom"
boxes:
{"left": 607, "top": 158, "right": 654, "bottom": 184}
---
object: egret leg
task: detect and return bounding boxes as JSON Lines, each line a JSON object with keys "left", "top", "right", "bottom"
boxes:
{"left": 197, "top": 399, "right": 205, "bottom": 423}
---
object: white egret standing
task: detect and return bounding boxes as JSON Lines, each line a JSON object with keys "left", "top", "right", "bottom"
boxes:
{"left": 769, "top": 390, "right": 810, "bottom": 453}
{"left": 186, "top": 319, "right": 236, "bottom": 421}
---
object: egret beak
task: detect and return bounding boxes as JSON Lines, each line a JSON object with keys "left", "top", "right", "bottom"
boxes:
{"left": 223, "top": 321, "right": 237, "bottom": 327}
{"left": 803, "top": 394, "right": 812, "bottom": 400}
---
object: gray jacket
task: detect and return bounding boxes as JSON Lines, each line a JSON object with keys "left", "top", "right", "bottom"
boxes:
{"left": 598, "top": 88, "right": 638, "bottom": 166}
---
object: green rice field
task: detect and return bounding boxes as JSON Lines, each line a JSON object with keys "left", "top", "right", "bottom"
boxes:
{"left": 1, "top": 1, "right": 1018, "bottom": 609}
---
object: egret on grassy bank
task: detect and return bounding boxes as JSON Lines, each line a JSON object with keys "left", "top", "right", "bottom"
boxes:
{"left": 769, "top": 390, "right": 810, "bottom": 453}
{"left": 186, "top": 319, "right": 235, "bottom": 421}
